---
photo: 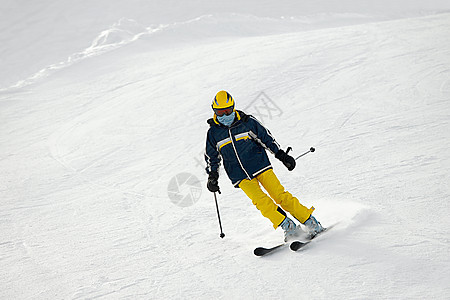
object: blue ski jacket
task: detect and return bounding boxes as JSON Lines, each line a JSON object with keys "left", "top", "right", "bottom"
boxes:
{"left": 205, "top": 110, "right": 281, "bottom": 187}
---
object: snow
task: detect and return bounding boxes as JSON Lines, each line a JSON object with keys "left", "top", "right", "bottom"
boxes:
{"left": 1, "top": 1, "right": 450, "bottom": 299}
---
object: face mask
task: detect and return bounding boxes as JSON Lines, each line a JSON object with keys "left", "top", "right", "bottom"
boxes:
{"left": 217, "top": 111, "right": 236, "bottom": 127}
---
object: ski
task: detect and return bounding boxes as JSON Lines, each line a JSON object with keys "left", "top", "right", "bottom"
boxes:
{"left": 254, "top": 243, "right": 286, "bottom": 256}
{"left": 290, "top": 240, "right": 309, "bottom": 251}
{"left": 254, "top": 240, "right": 307, "bottom": 256}
{"left": 289, "top": 223, "right": 337, "bottom": 252}
{"left": 255, "top": 223, "right": 338, "bottom": 256}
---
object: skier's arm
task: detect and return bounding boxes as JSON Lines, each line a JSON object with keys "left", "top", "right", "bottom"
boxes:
{"left": 204, "top": 129, "right": 221, "bottom": 175}
{"left": 248, "top": 116, "right": 281, "bottom": 155}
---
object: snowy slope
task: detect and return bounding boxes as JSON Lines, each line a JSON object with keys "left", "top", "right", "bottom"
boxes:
{"left": 1, "top": 0, "right": 450, "bottom": 90}
{"left": 1, "top": 1, "right": 450, "bottom": 299}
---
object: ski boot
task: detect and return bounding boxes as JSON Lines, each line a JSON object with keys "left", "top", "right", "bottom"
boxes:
{"left": 280, "top": 217, "right": 303, "bottom": 242}
{"left": 304, "top": 215, "right": 325, "bottom": 239}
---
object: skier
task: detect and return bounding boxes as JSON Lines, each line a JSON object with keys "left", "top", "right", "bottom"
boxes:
{"left": 205, "top": 90, "right": 324, "bottom": 241}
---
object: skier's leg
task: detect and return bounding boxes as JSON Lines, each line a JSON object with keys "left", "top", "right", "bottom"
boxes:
{"left": 257, "top": 169, "right": 314, "bottom": 224}
{"left": 239, "top": 178, "right": 286, "bottom": 229}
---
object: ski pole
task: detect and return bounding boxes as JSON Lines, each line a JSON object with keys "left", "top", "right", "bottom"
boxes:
{"left": 213, "top": 192, "right": 225, "bottom": 238}
{"left": 286, "top": 146, "right": 316, "bottom": 160}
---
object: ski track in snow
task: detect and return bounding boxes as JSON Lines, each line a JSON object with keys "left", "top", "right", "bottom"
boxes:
{"left": 1, "top": 10, "right": 448, "bottom": 93}
{"left": 1, "top": 10, "right": 450, "bottom": 300}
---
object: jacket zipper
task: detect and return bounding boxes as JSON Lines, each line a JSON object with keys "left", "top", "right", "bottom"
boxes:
{"left": 229, "top": 128, "right": 251, "bottom": 180}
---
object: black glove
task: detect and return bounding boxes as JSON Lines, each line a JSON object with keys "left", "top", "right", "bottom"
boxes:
{"left": 207, "top": 171, "right": 221, "bottom": 193}
{"left": 275, "top": 149, "right": 296, "bottom": 171}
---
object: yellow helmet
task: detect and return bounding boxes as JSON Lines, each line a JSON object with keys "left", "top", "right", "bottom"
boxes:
{"left": 212, "top": 91, "right": 235, "bottom": 109}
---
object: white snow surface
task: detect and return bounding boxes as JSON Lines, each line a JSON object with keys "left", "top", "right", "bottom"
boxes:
{"left": 1, "top": 1, "right": 450, "bottom": 299}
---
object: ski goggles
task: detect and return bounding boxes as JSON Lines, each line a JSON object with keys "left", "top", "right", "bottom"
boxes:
{"left": 214, "top": 106, "right": 234, "bottom": 117}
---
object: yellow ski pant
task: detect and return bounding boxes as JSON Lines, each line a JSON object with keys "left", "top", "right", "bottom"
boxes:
{"left": 239, "top": 169, "right": 314, "bottom": 229}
